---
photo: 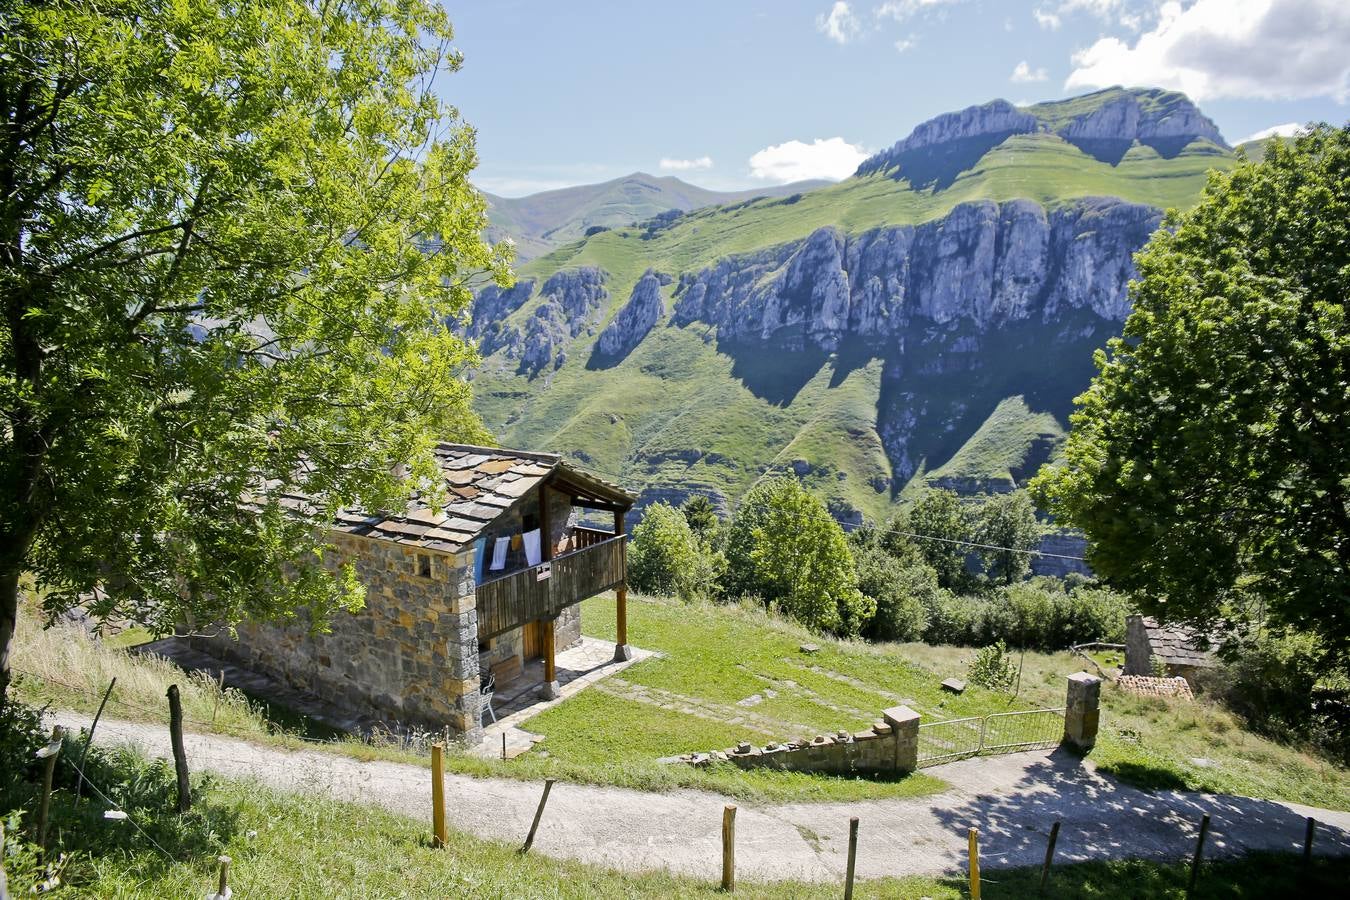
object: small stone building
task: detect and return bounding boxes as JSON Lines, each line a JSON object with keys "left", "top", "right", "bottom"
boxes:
{"left": 191, "top": 444, "right": 635, "bottom": 744}
{"left": 1124, "top": 614, "right": 1217, "bottom": 684}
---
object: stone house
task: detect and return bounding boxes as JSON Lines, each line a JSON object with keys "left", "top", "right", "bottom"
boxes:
{"left": 191, "top": 444, "right": 635, "bottom": 744}
{"left": 1124, "top": 614, "right": 1217, "bottom": 685}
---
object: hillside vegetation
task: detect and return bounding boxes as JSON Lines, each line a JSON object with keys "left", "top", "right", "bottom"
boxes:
{"left": 469, "top": 88, "right": 1245, "bottom": 524}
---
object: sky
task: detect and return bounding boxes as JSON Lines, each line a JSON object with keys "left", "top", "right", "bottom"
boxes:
{"left": 441, "top": 0, "right": 1350, "bottom": 196}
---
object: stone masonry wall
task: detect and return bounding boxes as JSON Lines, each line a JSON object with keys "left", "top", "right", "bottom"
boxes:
{"left": 191, "top": 535, "right": 484, "bottom": 743}
{"left": 678, "top": 706, "right": 920, "bottom": 775}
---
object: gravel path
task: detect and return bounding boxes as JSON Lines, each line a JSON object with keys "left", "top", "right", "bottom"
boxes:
{"left": 53, "top": 712, "right": 1350, "bottom": 883}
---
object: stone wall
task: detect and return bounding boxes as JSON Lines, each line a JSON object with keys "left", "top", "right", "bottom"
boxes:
{"left": 191, "top": 534, "right": 485, "bottom": 743}
{"left": 677, "top": 706, "right": 920, "bottom": 775}
{"left": 1124, "top": 614, "right": 1151, "bottom": 675}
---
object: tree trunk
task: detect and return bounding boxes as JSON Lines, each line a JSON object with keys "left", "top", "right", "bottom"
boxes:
{"left": 0, "top": 566, "right": 19, "bottom": 717}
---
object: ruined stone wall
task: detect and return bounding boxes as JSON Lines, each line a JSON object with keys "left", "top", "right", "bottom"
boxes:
{"left": 679, "top": 706, "right": 920, "bottom": 775}
{"left": 1123, "top": 614, "right": 1151, "bottom": 675}
{"left": 191, "top": 535, "right": 484, "bottom": 742}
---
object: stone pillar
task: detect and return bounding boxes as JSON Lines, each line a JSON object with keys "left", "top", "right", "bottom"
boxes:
{"left": 1064, "top": 672, "right": 1102, "bottom": 751}
{"left": 883, "top": 705, "right": 921, "bottom": 772}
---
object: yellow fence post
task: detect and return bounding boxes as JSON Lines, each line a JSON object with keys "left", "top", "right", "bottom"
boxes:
{"left": 721, "top": 804, "right": 736, "bottom": 892}
{"left": 969, "top": 827, "right": 981, "bottom": 900}
{"left": 431, "top": 743, "right": 447, "bottom": 849}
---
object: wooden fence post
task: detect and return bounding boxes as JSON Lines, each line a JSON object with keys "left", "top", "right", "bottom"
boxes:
{"left": 520, "top": 779, "right": 555, "bottom": 853}
{"left": 721, "top": 804, "right": 736, "bottom": 892}
{"left": 431, "top": 743, "right": 447, "bottom": 849}
{"left": 843, "top": 817, "right": 859, "bottom": 900}
{"left": 1304, "top": 817, "right": 1315, "bottom": 862}
{"left": 207, "top": 854, "right": 232, "bottom": 900}
{"left": 968, "top": 827, "right": 981, "bottom": 900}
{"left": 1187, "top": 813, "right": 1210, "bottom": 897}
{"left": 166, "top": 685, "right": 191, "bottom": 813}
{"left": 77, "top": 677, "right": 116, "bottom": 800}
{"left": 1039, "top": 820, "right": 1061, "bottom": 894}
{"left": 35, "top": 726, "right": 64, "bottom": 851}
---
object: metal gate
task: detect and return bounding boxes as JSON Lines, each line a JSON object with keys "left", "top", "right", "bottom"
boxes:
{"left": 917, "top": 708, "right": 1065, "bottom": 768}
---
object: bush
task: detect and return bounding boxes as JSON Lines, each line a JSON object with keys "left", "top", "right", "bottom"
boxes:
{"left": 968, "top": 641, "right": 1017, "bottom": 692}
{"left": 923, "top": 591, "right": 984, "bottom": 646}
{"left": 854, "top": 541, "right": 931, "bottom": 642}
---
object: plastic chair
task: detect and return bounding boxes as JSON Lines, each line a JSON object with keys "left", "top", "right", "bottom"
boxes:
{"left": 478, "top": 673, "right": 497, "bottom": 727}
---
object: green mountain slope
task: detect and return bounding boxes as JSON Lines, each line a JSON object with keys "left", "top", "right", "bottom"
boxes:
{"left": 483, "top": 172, "right": 829, "bottom": 260}
{"left": 469, "top": 88, "right": 1244, "bottom": 523}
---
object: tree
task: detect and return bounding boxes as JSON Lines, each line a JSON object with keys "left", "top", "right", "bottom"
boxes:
{"left": 724, "top": 478, "right": 874, "bottom": 637}
{"left": 905, "top": 489, "right": 971, "bottom": 591}
{"left": 0, "top": 1, "right": 511, "bottom": 707}
{"left": 975, "top": 491, "right": 1041, "bottom": 585}
{"left": 680, "top": 494, "right": 719, "bottom": 543}
{"left": 1032, "top": 126, "right": 1350, "bottom": 656}
{"left": 628, "top": 502, "right": 708, "bottom": 601}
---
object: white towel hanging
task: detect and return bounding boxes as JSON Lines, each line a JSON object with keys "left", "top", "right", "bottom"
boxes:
{"left": 523, "top": 529, "right": 542, "bottom": 567}
{"left": 490, "top": 536, "right": 509, "bottom": 571}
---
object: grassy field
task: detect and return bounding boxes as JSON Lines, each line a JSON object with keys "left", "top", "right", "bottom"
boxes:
{"left": 10, "top": 759, "right": 1347, "bottom": 899}
{"left": 15, "top": 591, "right": 1348, "bottom": 810}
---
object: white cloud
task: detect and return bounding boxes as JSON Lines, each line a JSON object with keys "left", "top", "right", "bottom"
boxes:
{"left": 817, "top": 2, "right": 861, "bottom": 43}
{"left": 1033, "top": 8, "right": 1062, "bottom": 29}
{"left": 1011, "top": 60, "right": 1049, "bottom": 82}
{"left": 1066, "top": 0, "right": 1350, "bottom": 102}
{"left": 875, "top": 0, "right": 962, "bottom": 22}
{"left": 748, "top": 137, "right": 871, "bottom": 183}
{"left": 893, "top": 36, "right": 917, "bottom": 52}
{"left": 1237, "top": 122, "right": 1306, "bottom": 144}
{"left": 659, "top": 156, "right": 713, "bottom": 172}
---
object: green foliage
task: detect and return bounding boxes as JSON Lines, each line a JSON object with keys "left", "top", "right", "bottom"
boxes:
{"left": 627, "top": 502, "right": 718, "bottom": 601}
{"left": 850, "top": 531, "right": 931, "bottom": 642}
{"left": 905, "top": 489, "right": 972, "bottom": 591}
{"left": 968, "top": 640, "right": 1017, "bottom": 692}
{"left": 680, "top": 494, "right": 720, "bottom": 544}
{"left": 723, "top": 478, "right": 874, "bottom": 637}
{"left": 974, "top": 491, "right": 1041, "bottom": 584}
{"left": 1216, "top": 631, "right": 1350, "bottom": 764}
{"left": 1033, "top": 125, "right": 1350, "bottom": 658}
{"left": 0, "top": 0, "right": 510, "bottom": 690}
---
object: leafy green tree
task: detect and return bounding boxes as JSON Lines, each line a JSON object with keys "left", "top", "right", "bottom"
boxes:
{"left": 680, "top": 494, "right": 719, "bottom": 543}
{"left": 975, "top": 491, "right": 1041, "bottom": 585}
{"left": 905, "top": 489, "right": 972, "bottom": 591}
{"left": 627, "top": 502, "right": 714, "bottom": 601}
{"left": 1032, "top": 126, "right": 1350, "bottom": 656}
{"left": 0, "top": 1, "right": 510, "bottom": 706}
{"left": 724, "top": 478, "right": 874, "bottom": 636}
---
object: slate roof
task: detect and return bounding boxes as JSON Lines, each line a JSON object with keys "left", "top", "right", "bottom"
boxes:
{"left": 1140, "top": 616, "right": 1217, "bottom": 668}
{"left": 272, "top": 444, "right": 634, "bottom": 554}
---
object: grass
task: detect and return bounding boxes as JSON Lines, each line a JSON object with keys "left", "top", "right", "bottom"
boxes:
{"left": 9, "top": 761, "right": 1348, "bottom": 898}
{"left": 16, "top": 590, "right": 1348, "bottom": 810}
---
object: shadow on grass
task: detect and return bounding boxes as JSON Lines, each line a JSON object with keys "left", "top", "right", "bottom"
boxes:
{"left": 1097, "top": 759, "right": 1190, "bottom": 792}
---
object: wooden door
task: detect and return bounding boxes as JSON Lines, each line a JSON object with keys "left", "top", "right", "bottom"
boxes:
{"left": 522, "top": 620, "right": 544, "bottom": 661}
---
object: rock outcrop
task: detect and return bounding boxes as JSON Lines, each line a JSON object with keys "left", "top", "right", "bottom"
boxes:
{"left": 470, "top": 267, "right": 608, "bottom": 376}
{"left": 856, "top": 100, "right": 1039, "bottom": 176}
{"left": 468, "top": 278, "right": 534, "bottom": 357}
{"left": 593, "top": 269, "right": 671, "bottom": 361}
{"left": 673, "top": 197, "right": 1162, "bottom": 350}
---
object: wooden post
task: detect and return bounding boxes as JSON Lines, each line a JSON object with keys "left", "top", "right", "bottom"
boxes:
{"left": 431, "top": 743, "right": 447, "bottom": 848}
{"left": 543, "top": 619, "right": 556, "bottom": 685}
{"left": 167, "top": 684, "right": 191, "bottom": 813}
{"left": 215, "top": 855, "right": 231, "bottom": 898}
{"left": 721, "top": 804, "right": 736, "bottom": 892}
{"left": 1187, "top": 813, "right": 1210, "bottom": 896}
{"left": 844, "top": 816, "right": 859, "bottom": 900}
{"left": 969, "top": 827, "right": 981, "bottom": 900}
{"left": 77, "top": 677, "right": 116, "bottom": 800}
{"left": 614, "top": 508, "right": 630, "bottom": 661}
{"left": 502, "top": 732, "right": 507, "bottom": 761}
{"left": 1039, "top": 820, "right": 1061, "bottom": 894}
{"left": 520, "top": 779, "right": 555, "bottom": 853}
{"left": 35, "top": 726, "right": 63, "bottom": 851}
{"left": 1304, "top": 816, "right": 1315, "bottom": 862}
{"left": 539, "top": 485, "right": 552, "bottom": 563}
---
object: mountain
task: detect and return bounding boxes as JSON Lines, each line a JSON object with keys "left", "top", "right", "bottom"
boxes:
{"left": 466, "top": 87, "right": 1242, "bottom": 525}
{"left": 482, "top": 173, "right": 831, "bottom": 260}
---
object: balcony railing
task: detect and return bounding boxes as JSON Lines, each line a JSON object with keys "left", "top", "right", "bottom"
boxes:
{"left": 475, "top": 534, "right": 626, "bottom": 641}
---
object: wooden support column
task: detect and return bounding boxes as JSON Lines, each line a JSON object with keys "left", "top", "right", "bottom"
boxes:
{"left": 614, "top": 508, "right": 632, "bottom": 662}
{"left": 540, "top": 617, "right": 560, "bottom": 700}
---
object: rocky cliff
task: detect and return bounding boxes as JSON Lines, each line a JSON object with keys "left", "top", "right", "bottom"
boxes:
{"left": 477, "top": 267, "right": 608, "bottom": 376}
{"left": 673, "top": 197, "right": 1162, "bottom": 349}
{"left": 593, "top": 269, "right": 672, "bottom": 361}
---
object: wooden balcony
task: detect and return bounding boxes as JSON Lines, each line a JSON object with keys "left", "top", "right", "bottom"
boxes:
{"left": 475, "top": 534, "right": 626, "bottom": 641}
